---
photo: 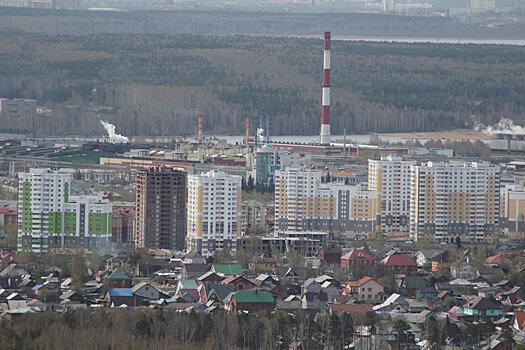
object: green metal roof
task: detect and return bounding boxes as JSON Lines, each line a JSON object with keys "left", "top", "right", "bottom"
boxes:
{"left": 212, "top": 264, "right": 244, "bottom": 276}
{"left": 178, "top": 279, "right": 198, "bottom": 290}
{"left": 106, "top": 268, "right": 131, "bottom": 280}
{"left": 233, "top": 290, "right": 274, "bottom": 303}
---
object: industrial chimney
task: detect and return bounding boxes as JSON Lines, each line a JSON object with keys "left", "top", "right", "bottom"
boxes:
{"left": 320, "top": 31, "right": 331, "bottom": 146}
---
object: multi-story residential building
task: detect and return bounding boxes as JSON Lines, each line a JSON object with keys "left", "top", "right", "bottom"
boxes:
{"left": 500, "top": 184, "right": 525, "bottom": 240}
{"left": 186, "top": 170, "right": 242, "bottom": 257}
{"left": 112, "top": 208, "right": 135, "bottom": 243}
{"left": 135, "top": 167, "right": 186, "bottom": 251}
{"left": 368, "top": 156, "right": 415, "bottom": 235}
{"left": 275, "top": 168, "right": 380, "bottom": 239}
{"left": 240, "top": 200, "right": 267, "bottom": 234}
{"left": 254, "top": 144, "right": 301, "bottom": 186}
{"left": 409, "top": 161, "right": 500, "bottom": 243}
{"left": 18, "top": 168, "right": 112, "bottom": 253}
{"left": 275, "top": 168, "right": 320, "bottom": 232}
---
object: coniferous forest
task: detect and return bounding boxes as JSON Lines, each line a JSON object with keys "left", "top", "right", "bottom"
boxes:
{"left": 1, "top": 31, "right": 525, "bottom": 136}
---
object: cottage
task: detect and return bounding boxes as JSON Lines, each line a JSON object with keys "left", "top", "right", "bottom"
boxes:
{"left": 317, "top": 245, "right": 342, "bottom": 265}
{"left": 249, "top": 255, "right": 277, "bottom": 273}
{"left": 196, "top": 271, "right": 224, "bottom": 285}
{"left": 106, "top": 288, "right": 134, "bottom": 306}
{"left": 131, "top": 282, "right": 161, "bottom": 301}
{"left": 221, "top": 274, "right": 257, "bottom": 291}
{"left": 184, "top": 251, "right": 206, "bottom": 265}
{"left": 181, "top": 264, "right": 210, "bottom": 279}
{"left": 225, "top": 290, "right": 275, "bottom": 312}
{"left": 104, "top": 269, "right": 132, "bottom": 289}
{"left": 461, "top": 297, "right": 501, "bottom": 322}
{"left": 340, "top": 248, "right": 375, "bottom": 269}
{"left": 199, "top": 284, "right": 235, "bottom": 303}
{"left": 379, "top": 254, "right": 417, "bottom": 273}
{"left": 343, "top": 276, "right": 384, "bottom": 303}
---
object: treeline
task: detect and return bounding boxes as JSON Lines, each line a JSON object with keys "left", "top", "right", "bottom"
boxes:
{"left": 1, "top": 32, "right": 525, "bottom": 136}
{"left": 0, "top": 307, "right": 460, "bottom": 350}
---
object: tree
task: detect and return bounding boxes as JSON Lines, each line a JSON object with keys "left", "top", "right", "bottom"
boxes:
{"left": 332, "top": 268, "right": 349, "bottom": 283}
{"left": 71, "top": 251, "right": 88, "bottom": 294}
{"left": 214, "top": 249, "right": 233, "bottom": 264}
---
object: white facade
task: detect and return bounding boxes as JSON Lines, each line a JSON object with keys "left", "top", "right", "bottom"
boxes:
{"left": 186, "top": 170, "right": 242, "bottom": 257}
{"left": 368, "top": 156, "right": 415, "bottom": 234}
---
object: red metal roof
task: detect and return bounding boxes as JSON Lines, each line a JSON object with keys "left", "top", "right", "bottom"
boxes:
{"left": 341, "top": 249, "right": 375, "bottom": 261}
{"left": 514, "top": 311, "right": 525, "bottom": 330}
{"left": 380, "top": 254, "right": 417, "bottom": 266}
{"left": 0, "top": 205, "right": 17, "bottom": 214}
{"left": 345, "top": 276, "right": 375, "bottom": 288}
{"left": 485, "top": 254, "right": 512, "bottom": 265}
{"left": 112, "top": 208, "right": 136, "bottom": 218}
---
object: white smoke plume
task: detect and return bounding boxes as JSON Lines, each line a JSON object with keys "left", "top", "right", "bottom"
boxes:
{"left": 473, "top": 118, "right": 525, "bottom": 136}
{"left": 100, "top": 120, "right": 129, "bottom": 143}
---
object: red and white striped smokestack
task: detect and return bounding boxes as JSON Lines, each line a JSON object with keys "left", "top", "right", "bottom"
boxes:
{"left": 320, "top": 31, "right": 331, "bottom": 145}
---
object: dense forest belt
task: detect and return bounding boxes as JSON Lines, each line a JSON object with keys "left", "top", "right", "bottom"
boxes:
{"left": 1, "top": 32, "right": 525, "bottom": 136}
{"left": 1, "top": 8, "right": 525, "bottom": 38}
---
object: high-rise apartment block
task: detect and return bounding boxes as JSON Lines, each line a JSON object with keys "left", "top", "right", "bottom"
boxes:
{"left": 368, "top": 156, "right": 415, "bottom": 235}
{"left": 18, "top": 168, "right": 112, "bottom": 253}
{"left": 410, "top": 161, "right": 499, "bottom": 243}
{"left": 135, "top": 167, "right": 186, "bottom": 251}
{"left": 275, "top": 168, "right": 380, "bottom": 239}
{"left": 186, "top": 170, "right": 242, "bottom": 257}
{"left": 254, "top": 144, "right": 301, "bottom": 186}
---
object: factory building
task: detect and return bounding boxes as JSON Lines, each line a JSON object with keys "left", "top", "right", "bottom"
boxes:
{"left": 186, "top": 170, "right": 242, "bottom": 257}
{"left": 0, "top": 98, "right": 36, "bottom": 119}
{"left": 18, "top": 168, "right": 112, "bottom": 253}
{"left": 368, "top": 156, "right": 416, "bottom": 236}
{"left": 409, "top": 161, "right": 500, "bottom": 243}
{"left": 135, "top": 167, "right": 186, "bottom": 251}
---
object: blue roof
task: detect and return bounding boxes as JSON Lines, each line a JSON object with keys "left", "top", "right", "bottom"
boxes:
{"left": 32, "top": 284, "right": 44, "bottom": 290}
{"left": 108, "top": 288, "right": 133, "bottom": 297}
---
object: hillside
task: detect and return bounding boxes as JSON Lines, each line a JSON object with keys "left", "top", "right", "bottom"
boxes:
{"left": 1, "top": 32, "right": 525, "bottom": 136}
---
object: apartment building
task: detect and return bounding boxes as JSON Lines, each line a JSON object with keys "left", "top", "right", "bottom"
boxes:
{"left": 254, "top": 144, "right": 301, "bottom": 185}
{"left": 368, "top": 156, "right": 416, "bottom": 235}
{"left": 500, "top": 184, "right": 525, "bottom": 240}
{"left": 135, "top": 167, "right": 186, "bottom": 251}
{"left": 186, "top": 170, "right": 242, "bottom": 257}
{"left": 274, "top": 168, "right": 380, "bottom": 239}
{"left": 18, "top": 168, "right": 112, "bottom": 253}
{"left": 240, "top": 200, "right": 267, "bottom": 234}
{"left": 409, "top": 161, "right": 500, "bottom": 243}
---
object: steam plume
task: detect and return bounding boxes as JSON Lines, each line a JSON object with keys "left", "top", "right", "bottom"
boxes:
{"left": 474, "top": 118, "right": 525, "bottom": 136}
{"left": 100, "top": 120, "right": 129, "bottom": 143}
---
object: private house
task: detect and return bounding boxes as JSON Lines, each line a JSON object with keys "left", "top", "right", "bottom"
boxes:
{"left": 199, "top": 284, "right": 235, "bottom": 303}
{"left": 131, "top": 282, "right": 161, "bottom": 301}
{"left": 379, "top": 254, "right": 417, "bottom": 273}
{"left": 343, "top": 276, "right": 384, "bottom": 303}
{"left": 184, "top": 251, "right": 206, "bottom": 265}
{"left": 340, "top": 248, "right": 375, "bottom": 269}
{"left": 196, "top": 271, "right": 224, "bottom": 285}
{"left": 181, "top": 264, "right": 210, "bottom": 279}
{"left": 106, "top": 288, "right": 134, "bottom": 306}
{"left": 249, "top": 255, "right": 277, "bottom": 273}
{"left": 415, "top": 249, "right": 447, "bottom": 268}
{"left": 221, "top": 274, "right": 257, "bottom": 291}
{"left": 329, "top": 303, "right": 373, "bottom": 315}
{"left": 106, "top": 256, "right": 126, "bottom": 271}
{"left": 317, "top": 245, "right": 342, "bottom": 265}
{"left": 513, "top": 311, "right": 525, "bottom": 331}
{"left": 373, "top": 294, "right": 410, "bottom": 313}
{"left": 225, "top": 290, "right": 275, "bottom": 312}
{"left": 485, "top": 254, "right": 512, "bottom": 266}
{"left": 104, "top": 269, "right": 132, "bottom": 289}
{"left": 272, "top": 266, "right": 300, "bottom": 283}
{"left": 461, "top": 297, "right": 501, "bottom": 322}
{"left": 211, "top": 264, "right": 244, "bottom": 276}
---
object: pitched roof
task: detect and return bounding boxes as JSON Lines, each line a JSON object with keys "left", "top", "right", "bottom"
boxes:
{"left": 330, "top": 304, "right": 373, "bottom": 314}
{"left": 183, "top": 264, "right": 210, "bottom": 273}
{"left": 485, "top": 254, "right": 512, "bottom": 265}
{"left": 178, "top": 279, "right": 198, "bottom": 290}
{"left": 515, "top": 311, "right": 525, "bottom": 330}
{"left": 341, "top": 249, "right": 375, "bottom": 261}
{"left": 418, "top": 249, "right": 446, "bottom": 260}
{"left": 232, "top": 290, "right": 274, "bottom": 303}
{"left": 106, "top": 269, "right": 131, "bottom": 280}
{"left": 204, "top": 284, "right": 235, "bottom": 300}
{"left": 108, "top": 288, "right": 133, "bottom": 297}
{"left": 212, "top": 264, "right": 244, "bottom": 276}
{"left": 318, "top": 245, "right": 342, "bottom": 255}
{"left": 465, "top": 296, "right": 501, "bottom": 310}
{"left": 380, "top": 254, "right": 417, "bottom": 267}
{"left": 346, "top": 276, "right": 377, "bottom": 288}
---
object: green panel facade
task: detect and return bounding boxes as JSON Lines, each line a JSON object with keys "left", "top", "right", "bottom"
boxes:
{"left": 88, "top": 213, "right": 110, "bottom": 235}
{"left": 21, "top": 181, "right": 32, "bottom": 233}
{"left": 48, "top": 212, "right": 63, "bottom": 234}
{"left": 64, "top": 212, "right": 76, "bottom": 234}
